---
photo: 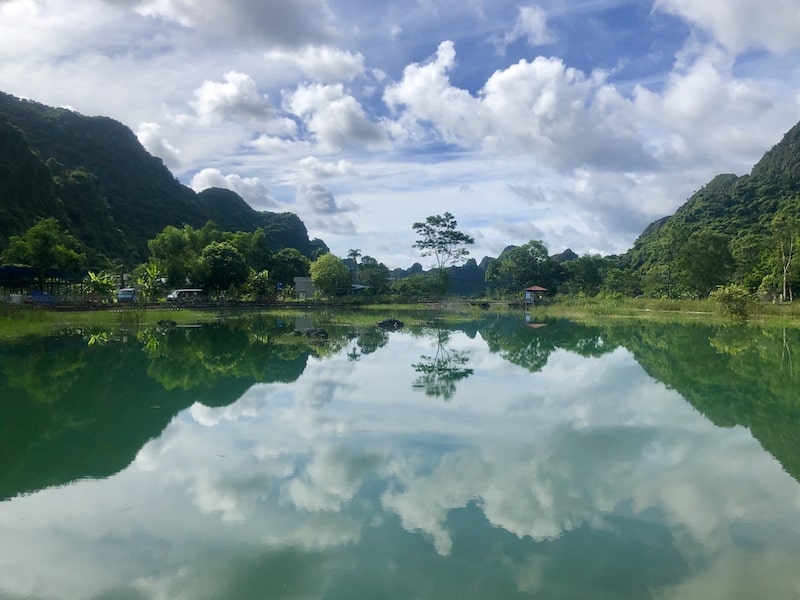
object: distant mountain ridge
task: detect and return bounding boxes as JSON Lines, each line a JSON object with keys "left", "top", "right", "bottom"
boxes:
{"left": 0, "top": 92, "right": 326, "bottom": 266}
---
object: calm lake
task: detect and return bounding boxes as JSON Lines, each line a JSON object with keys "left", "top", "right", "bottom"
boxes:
{"left": 2, "top": 312, "right": 800, "bottom": 599}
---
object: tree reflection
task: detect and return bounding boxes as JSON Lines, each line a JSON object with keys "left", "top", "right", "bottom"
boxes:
{"left": 481, "top": 317, "right": 613, "bottom": 373}
{"left": 412, "top": 328, "right": 474, "bottom": 400}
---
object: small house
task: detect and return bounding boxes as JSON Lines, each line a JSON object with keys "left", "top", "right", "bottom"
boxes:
{"left": 293, "top": 276, "right": 317, "bottom": 300}
{"left": 524, "top": 285, "right": 548, "bottom": 305}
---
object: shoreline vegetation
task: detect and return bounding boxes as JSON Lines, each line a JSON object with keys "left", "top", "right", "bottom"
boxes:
{"left": 1, "top": 297, "right": 799, "bottom": 340}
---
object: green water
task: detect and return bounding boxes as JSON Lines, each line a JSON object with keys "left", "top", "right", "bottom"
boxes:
{"left": 2, "top": 313, "right": 800, "bottom": 599}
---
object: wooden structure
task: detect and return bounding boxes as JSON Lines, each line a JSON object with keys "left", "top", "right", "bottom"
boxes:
{"left": 523, "top": 285, "right": 548, "bottom": 305}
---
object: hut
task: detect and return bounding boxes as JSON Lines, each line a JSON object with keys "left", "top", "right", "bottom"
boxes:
{"left": 523, "top": 285, "right": 548, "bottom": 305}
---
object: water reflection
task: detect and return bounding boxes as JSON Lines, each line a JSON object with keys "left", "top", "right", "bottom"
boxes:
{"left": 1, "top": 315, "right": 800, "bottom": 599}
{"left": 412, "top": 327, "right": 474, "bottom": 399}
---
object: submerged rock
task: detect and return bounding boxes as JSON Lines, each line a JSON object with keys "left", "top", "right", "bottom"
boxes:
{"left": 376, "top": 318, "right": 404, "bottom": 330}
{"left": 294, "top": 327, "right": 329, "bottom": 340}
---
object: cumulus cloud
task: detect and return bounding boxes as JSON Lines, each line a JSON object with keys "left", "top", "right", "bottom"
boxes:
{"left": 633, "top": 44, "right": 779, "bottom": 167}
{"left": 192, "top": 71, "right": 273, "bottom": 125}
{"left": 654, "top": 0, "right": 800, "bottom": 54}
{"left": 284, "top": 83, "right": 388, "bottom": 151}
{"left": 190, "top": 167, "right": 278, "bottom": 208}
{"left": 298, "top": 156, "right": 358, "bottom": 179}
{"left": 384, "top": 41, "right": 655, "bottom": 171}
{"left": 264, "top": 46, "right": 365, "bottom": 82}
{"left": 126, "top": 0, "right": 336, "bottom": 48}
{"left": 136, "top": 121, "right": 181, "bottom": 169}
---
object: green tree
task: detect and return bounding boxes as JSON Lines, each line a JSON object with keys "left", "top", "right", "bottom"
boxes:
{"left": 709, "top": 283, "right": 754, "bottom": 320}
{"left": 603, "top": 266, "right": 641, "bottom": 297}
{"left": 135, "top": 261, "right": 164, "bottom": 302}
{"left": 358, "top": 255, "right": 391, "bottom": 295}
{"left": 562, "top": 255, "right": 607, "bottom": 297}
{"left": 269, "top": 248, "right": 310, "bottom": 286}
{"left": 2, "top": 217, "right": 86, "bottom": 282}
{"left": 310, "top": 253, "right": 350, "bottom": 297}
{"left": 412, "top": 212, "right": 474, "bottom": 296}
{"left": 83, "top": 270, "right": 116, "bottom": 302}
{"left": 390, "top": 273, "right": 440, "bottom": 301}
{"left": 147, "top": 225, "right": 201, "bottom": 287}
{"left": 199, "top": 241, "right": 249, "bottom": 293}
{"left": 486, "top": 240, "right": 562, "bottom": 293}
{"left": 677, "top": 229, "right": 734, "bottom": 297}
{"left": 771, "top": 211, "right": 800, "bottom": 302}
{"left": 248, "top": 270, "right": 274, "bottom": 302}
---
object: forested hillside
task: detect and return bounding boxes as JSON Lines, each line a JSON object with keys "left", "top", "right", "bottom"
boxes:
{"left": 624, "top": 121, "right": 800, "bottom": 298}
{"left": 0, "top": 92, "right": 326, "bottom": 267}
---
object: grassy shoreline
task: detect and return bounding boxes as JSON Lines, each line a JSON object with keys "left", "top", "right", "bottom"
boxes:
{"left": 1, "top": 297, "right": 798, "bottom": 339}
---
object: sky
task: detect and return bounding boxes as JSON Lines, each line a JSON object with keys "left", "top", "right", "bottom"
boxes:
{"left": 1, "top": 0, "right": 799, "bottom": 269}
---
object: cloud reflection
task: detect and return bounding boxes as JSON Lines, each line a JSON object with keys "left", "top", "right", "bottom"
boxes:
{"left": 1, "top": 328, "right": 800, "bottom": 599}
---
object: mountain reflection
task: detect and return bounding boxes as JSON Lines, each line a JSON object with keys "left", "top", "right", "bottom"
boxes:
{"left": 1, "top": 313, "right": 799, "bottom": 499}
{"left": 2, "top": 314, "right": 800, "bottom": 599}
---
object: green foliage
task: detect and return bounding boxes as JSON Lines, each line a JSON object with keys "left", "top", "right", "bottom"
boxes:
{"left": 486, "top": 240, "right": 549, "bottom": 290}
{"left": 2, "top": 217, "right": 86, "bottom": 280}
{"left": 84, "top": 270, "right": 116, "bottom": 301}
{"left": 770, "top": 209, "right": 800, "bottom": 301}
{"left": 310, "top": 253, "right": 350, "bottom": 297}
{"left": 625, "top": 121, "right": 800, "bottom": 301}
{"left": 677, "top": 229, "right": 734, "bottom": 297}
{"left": 270, "top": 248, "right": 311, "bottom": 285}
{"left": 199, "top": 241, "right": 249, "bottom": 293}
{"left": 412, "top": 212, "right": 474, "bottom": 296}
{"left": 248, "top": 270, "right": 274, "bottom": 301}
{"left": 0, "top": 92, "right": 327, "bottom": 266}
{"left": 709, "top": 283, "right": 754, "bottom": 320}
{"left": 147, "top": 225, "right": 203, "bottom": 287}
{"left": 357, "top": 255, "right": 391, "bottom": 295}
{"left": 134, "top": 262, "right": 165, "bottom": 302}
{"left": 390, "top": 273, "right": 440, "bottom": 301}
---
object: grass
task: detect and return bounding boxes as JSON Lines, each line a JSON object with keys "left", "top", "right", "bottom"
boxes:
{"left": 1, "top": 296, "right": 799, "bottom": 340}
{"left": 0, "top": 305, "right": 219, "bottom": 339}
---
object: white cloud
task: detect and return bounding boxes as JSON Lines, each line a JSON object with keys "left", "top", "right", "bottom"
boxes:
{"left": 190, "top": 167, "right": 277, "bottom": 208}
{"left": 264, "top": 46, "right": 365, "bottom": 82}
{"left": 502, "top": 5, "right": 555, "bottom": 49}
{"left": 654, "top": 0, "right": 800, "bottom": 54}
{"left": 285, "top": 82, "right": 388, "bottom": 151}
{"left": 298, "top": 156, "right": 358, "bottom": 179}
{"left": 192, "top": 71, "right": 273, "bottom": 125}
{"left": 384, "top": 41, "right": 654, "bottom": 171}
{"left": 633, "top": 44, "right": 784, "bottom": 168}
{"left": 136, "top": 121, "right": 181, "bottom": 169}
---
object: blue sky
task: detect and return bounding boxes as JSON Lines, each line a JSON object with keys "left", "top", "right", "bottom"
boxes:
{"left": 1, "top": 0, "right": 799, "bottom": 268}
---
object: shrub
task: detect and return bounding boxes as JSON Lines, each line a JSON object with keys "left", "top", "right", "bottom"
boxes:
{"left": 709, "top": 283, "right": 754, "bottom": 320}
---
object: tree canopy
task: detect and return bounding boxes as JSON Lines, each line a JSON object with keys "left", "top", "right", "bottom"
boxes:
{"left": 412, "top": 212, "right": 474, "bottom": 296}
{"left": 1, "top": 217, "right": 86, "bottom": 280}
{"left": 310, "top": 253, "right": 350, "bottom": 297}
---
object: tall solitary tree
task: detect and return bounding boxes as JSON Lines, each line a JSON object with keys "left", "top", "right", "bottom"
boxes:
{"left": 412, "top": 212, "right": 474, "bottom": 297}
{"left": 347, "top": 248, "right": 362, "bottom": 283}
